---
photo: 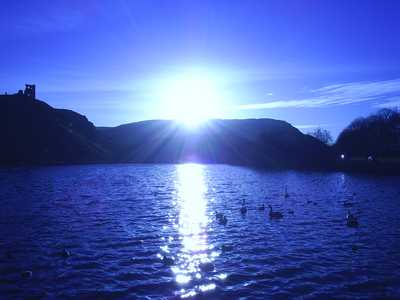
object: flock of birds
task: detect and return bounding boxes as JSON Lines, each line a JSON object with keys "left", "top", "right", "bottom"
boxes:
{"left": 159, "top": 185, "right": 360, "bottom": 288}
{"left": 215, "top": 186, "right": 359, "bottom": 228}
{"left": 215, "top": 201, "right": 284, "bottom": 224}
{"left": 17, "top": 186, "right": 360, "bottom": 278}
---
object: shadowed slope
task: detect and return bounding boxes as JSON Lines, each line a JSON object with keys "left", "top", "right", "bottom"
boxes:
{"left": 0, "top": 95, "right": 331, "bottom": 169}
{"left": 99, "top": 119, "right": 331, "bottom": 169}
{"left": 0, "top": 94, "right": 109, "bottom": 164}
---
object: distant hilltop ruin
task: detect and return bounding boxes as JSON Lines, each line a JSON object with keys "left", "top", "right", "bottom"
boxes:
{"left": 1, "top": 84, "right": 36, "bottom": 99}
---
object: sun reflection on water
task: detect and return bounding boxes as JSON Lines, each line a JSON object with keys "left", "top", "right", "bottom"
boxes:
{"left": 172, "top": 163, "right": 218, "bottom": 297}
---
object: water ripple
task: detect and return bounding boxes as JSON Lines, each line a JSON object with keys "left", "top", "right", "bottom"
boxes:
{"left": 0, "top": 164, "right": 399, "bottom": 299}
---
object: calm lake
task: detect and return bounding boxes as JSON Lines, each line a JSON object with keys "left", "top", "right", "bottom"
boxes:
{"left": 0, "top": 164, "right": 399, "bottom": 299}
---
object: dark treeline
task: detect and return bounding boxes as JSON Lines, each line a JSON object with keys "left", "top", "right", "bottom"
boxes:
{"left": 335, "top": 108, "right": 400, "bottom": 158}
{"left": 0, "top": 93, "right": 399, "bottom": 173}
{"left": 332, "top": 108, "right": 400, "bottom": 174}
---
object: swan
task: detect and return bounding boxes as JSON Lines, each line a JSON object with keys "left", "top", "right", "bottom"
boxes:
{"left": 218, "top": 215, "right": 228, "bottom": 225}
{"left": 221, "top": 244, "right": 233, "bottom": 252}
{"left": 346, "top": 211, "right": 359, "bottom": 227}
{"left": 162, "top": 255, "right": 175, "bottom": 266}
{"left": 200, "top": 261, "right": 215, "bottom": 272}
{"left": 240, "top": 199, "right": 247, "bottom": 214}
{"left": 215, "top": 211, "right": 223, "bottom": 220}
{"left": 62, "top": 249, "right": 71, "bottom": 257}
{"left": 21, "top": 270, "right": 33, "bottom": 278}
{"left": 343, "top": 201, "right": 354, "bottom": 208}
{"left": 268, "top": 205, "right": 283, "bottom": 219}
{"left": 284, "top": 186, "right": 289, "bottom": 198}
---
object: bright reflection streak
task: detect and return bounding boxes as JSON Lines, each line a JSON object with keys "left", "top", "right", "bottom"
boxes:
{"left": 199, "top": 283, "right": 216, "bottom": 292}
{"left": 172, "top": 163, "right": 218, "bottom": 297}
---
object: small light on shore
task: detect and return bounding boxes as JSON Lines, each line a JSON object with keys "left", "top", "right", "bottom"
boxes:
{"left": 340, "top": 154, "right": 345, "bottom": 160}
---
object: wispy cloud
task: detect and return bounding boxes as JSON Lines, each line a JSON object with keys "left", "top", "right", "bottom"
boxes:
{"left": 238, "top": 78, "right": 400, "bottom": 110}
{"left": 374, "top": 98, "right": 400, "bottom": 108}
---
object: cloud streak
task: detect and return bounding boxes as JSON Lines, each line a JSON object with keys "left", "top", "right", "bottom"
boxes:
{"left": 238, "top": 78, "right": 400, "bottom": 110}
{"left": 375, "top": 98, "right": 400, "bottom": 108}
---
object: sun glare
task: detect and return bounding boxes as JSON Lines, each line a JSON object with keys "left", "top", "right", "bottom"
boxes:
{"left": 160, "top": 74, "right": 223, "bottom": 128}
{"left": 169, "top": 163, "right": 218, "bottom": 296}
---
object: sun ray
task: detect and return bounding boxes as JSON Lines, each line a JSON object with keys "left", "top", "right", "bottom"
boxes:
{"left": 158, "top": 74, "right": 223, "bottom": 128}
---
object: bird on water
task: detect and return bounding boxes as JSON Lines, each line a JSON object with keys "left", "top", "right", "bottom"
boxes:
{"left": 240, "top": 199, "right": 247, "bottom": 215}
{"left": 346, "top": 211, "right": 359, "bottom": 227}
{"left": 268, "top": 205, "right": 283, "bottom": 219}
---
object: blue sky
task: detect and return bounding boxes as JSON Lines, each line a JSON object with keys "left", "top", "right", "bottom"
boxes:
{"left": 1, "top": 0, "right": 400, "bottom": 138}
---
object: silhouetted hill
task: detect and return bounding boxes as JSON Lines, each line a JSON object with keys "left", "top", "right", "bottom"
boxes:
{"left": 99, "top": 119, "right": 332, "bottom": 169}
{"left": 0, "top": 94, "right": 109, "bottom": 164}
{"left": 0, "top": 94, "right": 331, "bottom": 169}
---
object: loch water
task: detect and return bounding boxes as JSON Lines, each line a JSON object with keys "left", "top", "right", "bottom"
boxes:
{"left": 0, "top": 164, "right": 399, "bottom": 299}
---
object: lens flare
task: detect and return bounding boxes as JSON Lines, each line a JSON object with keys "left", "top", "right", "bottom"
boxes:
{"left": 159, "top": 74, "right": 223, "bottom": 128}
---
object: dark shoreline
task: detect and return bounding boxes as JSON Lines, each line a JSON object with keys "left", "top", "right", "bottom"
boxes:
{"left": 1, "top": 160, "right": 399, "bottom": 176}
{"left": 1, "top": 95, "right": 399, "bottom": 172}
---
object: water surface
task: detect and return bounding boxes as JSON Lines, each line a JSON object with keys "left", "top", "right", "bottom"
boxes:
{"left": 0, "top": 164, "right": 399, "bottom": 299}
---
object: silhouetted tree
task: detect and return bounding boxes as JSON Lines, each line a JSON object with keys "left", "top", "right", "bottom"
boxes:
{"left": 335, "top": 108, "right": 400, "bottom": 157}
{"left": 308, "top": 128, "right": 333, "bottom": 145}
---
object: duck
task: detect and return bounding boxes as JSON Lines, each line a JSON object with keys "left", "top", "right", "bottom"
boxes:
{"left": 218, "top": 215, "right": 228, "bottom": 226}
{"left": 346, "top": 211, "right": 359, "bottom": 227}
{"left": 258, "top": 204, "right": 265, "bottom": 211}
{"left": 240, "top": 199, "right": 247, "bottom": 214}
{"left": 268, "top": 205, "right": 283, "bottom": 219}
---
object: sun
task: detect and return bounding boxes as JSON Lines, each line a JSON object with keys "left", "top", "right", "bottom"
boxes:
{"left": 159, "top": 74, "right": 222, "bottom": 128}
